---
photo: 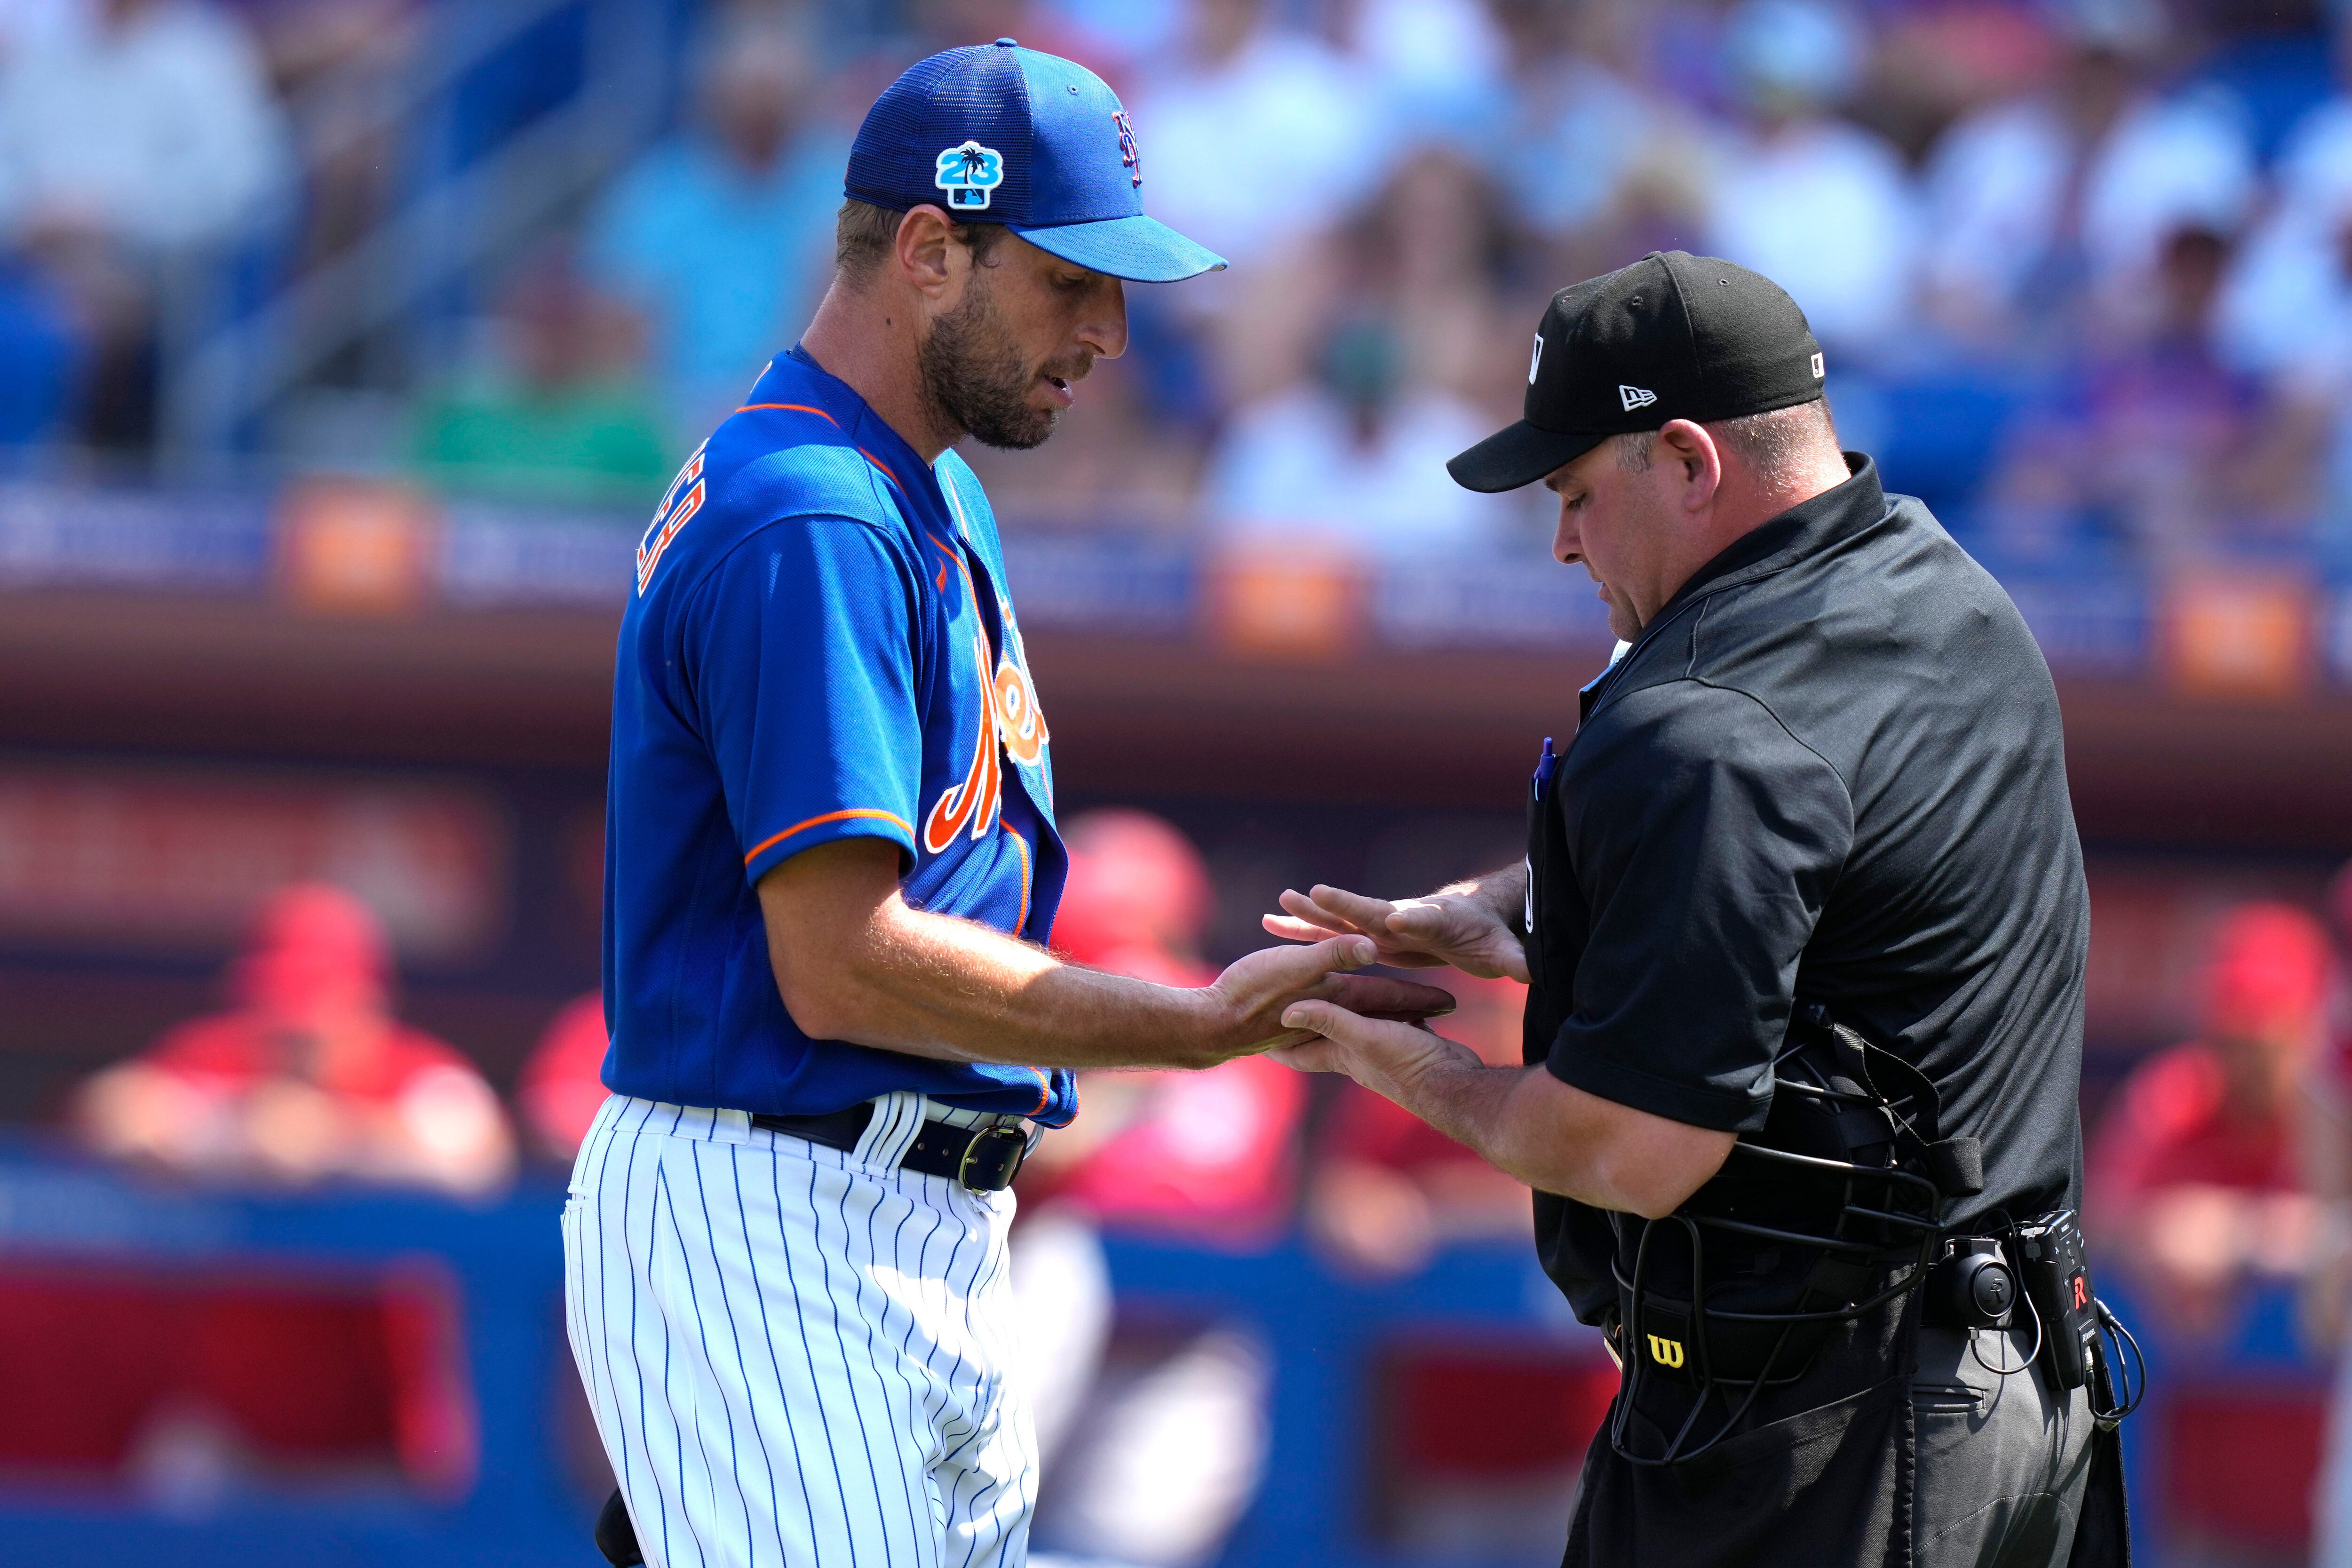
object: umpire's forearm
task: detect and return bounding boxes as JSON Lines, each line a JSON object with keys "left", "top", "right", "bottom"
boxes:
{"left": 1445, "top": 860, "right": 1529, "bottom": 931}
{"left": 1337, "top": 1043, "right": 1734, "bottom": 1220}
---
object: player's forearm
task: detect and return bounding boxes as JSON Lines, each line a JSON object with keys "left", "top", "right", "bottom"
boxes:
{"left": 785, "top": 895, "right": 1236, "bottom": 1070}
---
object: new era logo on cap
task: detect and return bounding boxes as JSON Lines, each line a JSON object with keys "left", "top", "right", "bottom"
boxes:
{"left": 1620, "top": 385, "right": 1657, "bottom": 412}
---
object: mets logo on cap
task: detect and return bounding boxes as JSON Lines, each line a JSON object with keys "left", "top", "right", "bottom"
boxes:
{"left": 935, "top": 141, "right": 1004, "bottom": 209}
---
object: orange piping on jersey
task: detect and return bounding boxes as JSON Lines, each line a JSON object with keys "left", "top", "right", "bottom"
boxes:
{"left": 920, "top": 529, "right": 964, "bottom": 591}
{"left": 1009, "top": 830, "right": 1032, "bottom": 936}
{"left": 730, "top": 403, "right": 902, "bottom": 492}
{"left": 1026, "top": 1066, "right": 1051, "bottom": 1117}
{"left": 856, "top": 448, "right": 904, "bottom": 491}
{"left": 735, "top": 402, "right": 840, "bottom": 426}
{"left": 919, "top": 529, "right": 962, "bottom": 596}
{"left": 742, "top": 808, "right": 914, "bottom": 868}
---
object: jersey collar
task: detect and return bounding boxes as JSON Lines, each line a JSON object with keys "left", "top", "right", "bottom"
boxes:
{"left": 779, "top": 344, "right": 938, "bottom": 504}
{"left": 1658, "top": 453, "right": 1887, "bottom": 618}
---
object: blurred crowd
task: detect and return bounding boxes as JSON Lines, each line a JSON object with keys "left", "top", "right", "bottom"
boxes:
{"left": 0, "top": 0, "right": 2344, "bottom": 573}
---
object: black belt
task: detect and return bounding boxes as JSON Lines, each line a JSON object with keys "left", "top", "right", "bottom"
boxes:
{"left": 749, "top": 1103, "right": 1031, "bottom": 1192}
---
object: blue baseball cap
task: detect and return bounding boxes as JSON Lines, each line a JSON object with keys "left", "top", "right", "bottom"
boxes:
{"left": 845, "top": 39, "right": 1227, "bottom": 285}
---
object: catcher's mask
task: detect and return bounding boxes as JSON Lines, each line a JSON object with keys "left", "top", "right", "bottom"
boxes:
{"left": 1608, "top": 1003, "right": 1984, "bottom": 1466}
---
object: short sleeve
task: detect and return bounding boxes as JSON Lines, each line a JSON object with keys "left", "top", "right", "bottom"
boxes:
{"left": 682, "top": 516, "right": 925, "bottom": 885}
{"left": 1549, "top": 681, "right": 1854, "bottom": 1132}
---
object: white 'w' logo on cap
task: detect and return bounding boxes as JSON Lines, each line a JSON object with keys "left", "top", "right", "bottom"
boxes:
{"left": 1619, "top": 385, "right": 1657, "bottom": 412}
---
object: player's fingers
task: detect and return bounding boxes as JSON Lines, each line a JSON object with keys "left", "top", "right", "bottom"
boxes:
{"left": 1248, "top": 934, "right": 1379, "bottom": 989}
{"left": 1266, "top": 1039, "right": 1349, "bottom": 1073}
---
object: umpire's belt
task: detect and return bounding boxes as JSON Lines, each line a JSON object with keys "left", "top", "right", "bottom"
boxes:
{"left": 751, "top": 1102, "right": 1030, "bottom": 1192}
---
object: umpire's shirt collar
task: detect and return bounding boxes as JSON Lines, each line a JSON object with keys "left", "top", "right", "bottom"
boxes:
{"left": 1581, "top": 452, "right": 1881, "bottom": 722}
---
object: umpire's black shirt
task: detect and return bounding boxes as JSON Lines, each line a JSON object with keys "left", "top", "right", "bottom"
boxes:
{"left": 1526, "top": 454, "right": 2088, "bottom": 1324}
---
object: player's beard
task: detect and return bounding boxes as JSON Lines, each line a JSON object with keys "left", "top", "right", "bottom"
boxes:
{"left": 917, "top": 274, "right": 1072, "bottom": 451}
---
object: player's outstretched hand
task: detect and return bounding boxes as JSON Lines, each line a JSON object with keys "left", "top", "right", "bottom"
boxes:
{"left": 1263, "top": 883, "right": 1531, "bottom": 984}
{"left": 1205, "top": 936, "right": 1458, "bottom": 1059}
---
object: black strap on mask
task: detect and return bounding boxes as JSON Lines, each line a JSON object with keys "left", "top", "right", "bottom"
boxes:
{"left": 1608, "top": 1005, "right": 1982, "bottom": 1466}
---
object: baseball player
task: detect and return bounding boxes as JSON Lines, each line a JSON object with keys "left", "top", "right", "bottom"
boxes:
{"left": 564, "top": 40, "right": 1452, "bottom": 1568}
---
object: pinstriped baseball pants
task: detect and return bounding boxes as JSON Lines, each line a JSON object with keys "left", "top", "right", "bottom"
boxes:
{"left": 563, "top": 1094, "right": 1037, "bottom": 1568}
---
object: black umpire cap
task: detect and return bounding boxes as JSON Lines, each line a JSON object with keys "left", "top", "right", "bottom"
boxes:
{"left": 1448, "top": 251, "right": 1827, "bottom": 493}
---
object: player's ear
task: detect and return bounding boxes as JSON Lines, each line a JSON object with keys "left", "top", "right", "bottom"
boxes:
{"left": 895, "top": 205, "right": 959, "bottom": 300}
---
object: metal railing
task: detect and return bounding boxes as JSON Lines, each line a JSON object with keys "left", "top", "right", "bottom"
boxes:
{"left": 159, "top": 0, "right": 674, "bottom": 466}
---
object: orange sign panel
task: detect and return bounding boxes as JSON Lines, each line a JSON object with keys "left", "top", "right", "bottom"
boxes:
{"left": 277, "top": 480, "right": 440, "bottom": 617}
{"left": 1205, "top": 545, "right": 1368, "bottom": 660}
{"left": 2161, "top": 573, "right": 2315, "bottom": 700}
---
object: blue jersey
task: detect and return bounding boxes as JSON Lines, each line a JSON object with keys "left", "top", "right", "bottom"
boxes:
{"left": 600, "top": 347, "right": 1073, "bottom": 1123}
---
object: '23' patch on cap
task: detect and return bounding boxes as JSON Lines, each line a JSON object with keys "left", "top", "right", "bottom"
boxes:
{"left": 934, "top": 141, "right": 1004, "bottom": 209}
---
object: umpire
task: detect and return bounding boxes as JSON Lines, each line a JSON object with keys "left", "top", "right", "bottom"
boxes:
{"left": 1270, "top": 252, "right": 2128, "bottom": 1567}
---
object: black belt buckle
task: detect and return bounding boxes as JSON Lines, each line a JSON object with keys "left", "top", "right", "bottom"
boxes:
{"left": 957, "top": 1124, "right": 1028, "bottom": 1192}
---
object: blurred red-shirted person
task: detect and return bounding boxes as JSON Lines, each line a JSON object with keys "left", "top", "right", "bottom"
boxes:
{"left": 516, "top": 992, "right": 609, "bottom": 1162}
{"left": 1021, "top": 810, "right": 1304, "bottom": 1241}
{"left": 1307, "top": 971, "right": 1532, "bottom": 1277}
{"left": 2089, "top": 900, "right": 2336, "bottom": 1333}
{"left": 75, "top": 883, "right": 515, "bottom": 1197}
{"left": 1013, "top": 808, "right": 1298, "bottom": 1568}
{"left": 2302, "top": 860, "right": 2352, "bottom": 1568}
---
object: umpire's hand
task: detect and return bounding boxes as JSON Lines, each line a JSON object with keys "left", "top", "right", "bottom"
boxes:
{"left": 1204, "top": 936, "right": 1457, "bottom": 1059}
{"left": 1263, "top": 883, "right": 1531, "bottom": 984}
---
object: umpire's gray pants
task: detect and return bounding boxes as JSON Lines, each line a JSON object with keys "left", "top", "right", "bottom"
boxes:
{"left": 1912, "top": 1322, "right": 2096, "bottom": 1567}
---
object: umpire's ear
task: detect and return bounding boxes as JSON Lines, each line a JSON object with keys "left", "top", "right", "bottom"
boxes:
{"left": 596, "top": 1488, "right": 644, "bottom": 1567}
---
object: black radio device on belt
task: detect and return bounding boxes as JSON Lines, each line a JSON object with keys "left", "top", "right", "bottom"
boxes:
{"left": 1605, "top": 1006, "right": 2144, "bottom": 1464}
{"left": 2011, "top": 1209, "right": 2143, "bottom": 1427}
